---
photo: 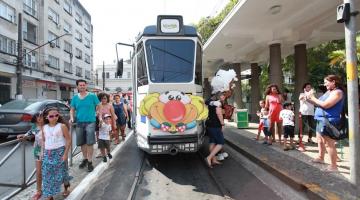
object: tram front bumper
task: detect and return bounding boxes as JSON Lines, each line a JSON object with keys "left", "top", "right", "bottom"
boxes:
{"left": 146, "top": 134, "right": 202, "bottom": 154}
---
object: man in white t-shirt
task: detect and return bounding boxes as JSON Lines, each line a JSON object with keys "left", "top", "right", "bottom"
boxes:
{"left": 279, "top": 103, "right": 295, "bottom": 151}
{"left": 298, "top": 83, "right": 315, "bottom": 144}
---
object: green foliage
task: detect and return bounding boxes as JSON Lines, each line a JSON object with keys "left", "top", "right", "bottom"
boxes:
{"left": 195, "top": 0, "right": 239, "bottom": 43}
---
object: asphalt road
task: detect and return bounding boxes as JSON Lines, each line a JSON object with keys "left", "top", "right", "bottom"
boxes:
{"left": 82, "top": 137, "right": 282, "bottom": 200}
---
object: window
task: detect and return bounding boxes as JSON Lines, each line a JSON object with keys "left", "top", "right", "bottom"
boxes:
{"left": 0, "top": 1, "right": 16, "bottom": 23}
{"left": 75, "top": 48, "right": 82, "bottom": 59}
{"left": 23, "top": 0, "right": 37, "bottom": 18}
{"left": 195, "top": 43, "right": 202, "bottom": 85}
{"left": 48, "top": 31, "right": 60, "bottom": 47}
{"left": 84, "top": 37, "right": 90, "bottom": 48}
{"left": 75, "top": 30, "right": 82, "bottom": 42}
{"left": 48, "top": 8, "right": 59, "bottom": 24}
{"left": 63, "top": 20, "right": 72, "bottom": 33}
{"left": 85, "top": 70, "right": 90, "bottom": 79}
{"left": 136, "top": 42, "right": 148, "bottom": 86}
{"left": 75, "top": 12, "right": 82, "bottom": 25}
{"left": 0, "top": 34, "right": 16, "bottom": 55}
{"left": 64, "top": 61, "right": 72, "bottom": 73}
{"left": 23, "top": 20, "right": 37, "bottom": 44}
{"left": 84, "top": 21, "right": 90, "bottom": 32}
{"left": 64, "top": 0, "right": 72, "bottom": 15}
{"left": 64, "top": 41, "right": 72, "bottom": 53}
{"left": 76, "top": 66, "right": 82, "bottom": 77}
{"left": 48, "top": 55, "right": 59, "bottom": 69}
{"left": 145, "top": 39, "right": 195, "bottom": 83}
{"left": 84, "top": 54, "right": 90, "bottom": 63}
{"left": 23, "top": 49, "right": 38, "bottom": 69}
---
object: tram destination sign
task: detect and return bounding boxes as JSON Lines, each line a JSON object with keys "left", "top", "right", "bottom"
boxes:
{"left": 157, "top": 15, "right": 184, "bottom": 35}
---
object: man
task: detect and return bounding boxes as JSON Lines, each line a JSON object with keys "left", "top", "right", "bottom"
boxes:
{"left": 70, "top": 79, "right": 100, "bottom": 172}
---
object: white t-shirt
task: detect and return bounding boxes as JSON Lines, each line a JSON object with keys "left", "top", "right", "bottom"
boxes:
{"left": 99, "top": 122, "right": 112, "bottom": 140}
{"left": 299, "top": 93, "right": 314, "bottom": 116}
{"left": 279, "top": 109, "right": 295, "bottom": 126}
{"left": 43, "top": 123, "right": 65, "bottom": 150}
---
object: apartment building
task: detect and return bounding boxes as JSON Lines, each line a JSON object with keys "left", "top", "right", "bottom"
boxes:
{"left": 0, "top": 0, "right": 94, "bottom": 104}
{"left": 96, "top": 60, "right": 133, "bottom": 93}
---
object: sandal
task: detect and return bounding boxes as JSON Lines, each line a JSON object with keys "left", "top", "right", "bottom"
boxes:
{"left": 32, "top": 191, "right": 42, "bottom": 200}
{"left": 311, "top": 158, "right": 325, "bottom": 164}
{"left": 63, "top": 183, "right": 71, "bottom": 197}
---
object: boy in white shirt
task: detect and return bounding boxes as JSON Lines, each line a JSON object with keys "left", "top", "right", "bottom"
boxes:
{"left": 98, "top": 114, "right": 113, "bottom": 162}
{"left": 279, "top": 103, "right": 295, "bottom": 151}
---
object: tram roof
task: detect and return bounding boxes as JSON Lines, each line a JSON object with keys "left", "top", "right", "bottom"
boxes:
{"left": 136, "top": 25, "right": 199, "bottom": 41}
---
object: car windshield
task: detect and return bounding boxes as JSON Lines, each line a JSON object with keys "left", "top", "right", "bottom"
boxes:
{"left": 0, "top": 100, "right": 42, "bottom": 110}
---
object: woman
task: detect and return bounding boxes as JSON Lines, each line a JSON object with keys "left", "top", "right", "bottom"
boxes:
{"left": 113, "top": 94, "right": 128, "bottom": 143}
{"left": 299, "top": 83, "right": 316, "bottom": 144}
{"left": 265, "top": 84, "right": 284, "bottom": 143}
{"left": 41, "top": 107, "right": 71, "bottom": 199}
{"left": 205, "top": 92, "right": 226, "bottom": 168}
{"left": 306, "top": 75, "right": 344, "bottom": 172}
{"left": 97, "top": 93, "right": 117, "bottom": 142}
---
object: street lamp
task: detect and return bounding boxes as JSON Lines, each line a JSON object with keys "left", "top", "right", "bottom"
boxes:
{"left": 15, "top": 13, "right": 72, "bottom": 100}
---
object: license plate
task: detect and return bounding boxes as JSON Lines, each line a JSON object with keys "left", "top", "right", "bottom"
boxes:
{"left": 0, "top": 128, "right": 9, "bottom": 132}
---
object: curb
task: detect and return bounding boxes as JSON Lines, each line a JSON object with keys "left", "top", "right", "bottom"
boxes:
{"left": 66, "top": 130, "right": 134, "bottom": 200}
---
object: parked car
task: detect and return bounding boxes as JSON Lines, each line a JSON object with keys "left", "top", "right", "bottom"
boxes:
{"left": 0, "top": 99, "right": 70, "bottom": 139}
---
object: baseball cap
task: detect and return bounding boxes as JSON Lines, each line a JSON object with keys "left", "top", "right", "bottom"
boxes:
{"left": 103, "top": 114, "right": 111, "bottom": 119}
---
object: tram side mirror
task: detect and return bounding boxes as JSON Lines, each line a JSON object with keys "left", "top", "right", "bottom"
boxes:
{"left": 117, "top": 58, "right": 123, "bottom": 77}
{"left": 337, "top": 3, "right": 350, "bottom": 23}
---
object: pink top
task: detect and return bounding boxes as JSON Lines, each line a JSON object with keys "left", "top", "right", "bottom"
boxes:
{"left": 267, "top": 94, "right": 282, "bottom": 122}
{"left": 98, "top": 103, "right": 112, "bottom": 118}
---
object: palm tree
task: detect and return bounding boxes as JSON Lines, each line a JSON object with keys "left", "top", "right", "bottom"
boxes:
{"left": 329, "top": 36, "right": 360, "bottom": 68}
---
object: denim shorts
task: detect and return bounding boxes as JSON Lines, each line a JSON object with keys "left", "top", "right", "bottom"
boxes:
{"left": 316, "top": 120, "right": 341, "bottom": 137}
{"left": 76, "top": 122, "right": 96, "bottom": 146}
{"left": 207, "top": 127, "right": 225, "bottom": 145}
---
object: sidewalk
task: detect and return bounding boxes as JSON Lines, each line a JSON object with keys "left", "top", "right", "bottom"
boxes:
{"left": 224, "top": 121, "right": 358, "bottom": 200}
{"left": 13, "top": 129, "right": 132, "bottom": 200}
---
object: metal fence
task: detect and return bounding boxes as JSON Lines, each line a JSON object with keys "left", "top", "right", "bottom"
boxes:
{"left": 0, "top": 123, "right": 79, "bottom": 200}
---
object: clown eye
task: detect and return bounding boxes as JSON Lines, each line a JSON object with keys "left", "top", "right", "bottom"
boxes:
{"left": 176, "top": 95, "right": 181, "bottom": 100}
{"left": 168, "top": 95, "right": 174, "bottom": 100}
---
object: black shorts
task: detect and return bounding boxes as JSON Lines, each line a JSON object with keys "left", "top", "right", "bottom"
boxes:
{"left": 263, "top": 127, "right": 271, "bottom": 136}
{"left": 283, "top": 125, "right": 295, "bottom": 138}
{"left": 98, "top": 139, "right": 110, "bottom": 151}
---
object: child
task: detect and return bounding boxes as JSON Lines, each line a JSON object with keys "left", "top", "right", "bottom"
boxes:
{"left": 261, "top": 109, "right": 272, "bottom": 145}
{"left": 279, "top": 103, "right": 295, "bottom": 151}
{"left": 17, "top": 112, "right": 44, "bottom": 200}
{"left": 41, "top": 107, "right": 71, "bottom": 199}
{"left": 255, "top": 100, "right": 266, "bottom": 140}
{"left": 98, "top": 114, "right": 113, "bottom": 162}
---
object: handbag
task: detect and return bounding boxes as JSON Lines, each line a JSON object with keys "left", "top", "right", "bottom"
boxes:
{"left": 322, "top": 110, "right": 347, "bottom": 140}
{"left": 223, "top": 104, "right": 235, "bottom": 120}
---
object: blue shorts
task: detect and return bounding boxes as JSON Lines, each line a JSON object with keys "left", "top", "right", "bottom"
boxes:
{"left": 316, "top": 120, "right": 341, "bottom": 137}
{"left": 207, "top": 127, "right": 224, "bottom": 145}
{"left": 76, "top": 122, "right": 96, "bottom": 146}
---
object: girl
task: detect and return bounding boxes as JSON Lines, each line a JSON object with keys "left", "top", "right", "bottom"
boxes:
{"left": 265, "top": 84, "right": 284, "bottom": 143}
{"left": 17, "top": 112, "right": 44, "bottom": 200}
{"left": 41, "top": 107, "right": 71, "bottom": 199}
{"left": 113, "top": 94, "right": 128, "bottom": 142}
{"left": 97, "top": 93, "right": 117, "bottom": 142}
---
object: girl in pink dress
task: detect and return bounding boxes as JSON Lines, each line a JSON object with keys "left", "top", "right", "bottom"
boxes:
{"left": 265, "top": 84, "right": 284, "bottom": 143}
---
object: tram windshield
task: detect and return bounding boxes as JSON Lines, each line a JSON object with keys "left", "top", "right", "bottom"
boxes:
{"left": 145, "top": 39, "right": 195, "bottom": 83}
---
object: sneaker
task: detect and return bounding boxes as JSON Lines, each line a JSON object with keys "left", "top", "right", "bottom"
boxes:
{"left": 87, "top": 162, "right": 94, "bottom": 172}
{"left": 79, "top": 159, "right": 88, "bottom": 169}
{"left": 216, "top": 154, "right": 224, "bottom": 161}
{"left": 103, "top": 156, "right": 107, "bottom": 163}
{"left": 221, "top": 152, "right": 229, "bottom": 158}
{"left": 108, "top": 153, "right": 112, "bottom": 159}
{"left": 262, "top": 141, "right": 268, "bottom": 145}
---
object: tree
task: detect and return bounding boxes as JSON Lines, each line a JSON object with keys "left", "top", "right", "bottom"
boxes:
{"left": 105, "top": 87, "right": 110, "bottom": 91}
{"left": 115, "top": 87, "right": 122, "bottom": 92}
{"left": 127, "top": 86, "right": 132, "bottom": 91}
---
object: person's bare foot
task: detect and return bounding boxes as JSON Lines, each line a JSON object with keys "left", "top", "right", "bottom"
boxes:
{"left": 211, "top": 158, "right": 222, "bottom": 165}
{"left": 205, "top": 157, "right": 212, "bottom": 168}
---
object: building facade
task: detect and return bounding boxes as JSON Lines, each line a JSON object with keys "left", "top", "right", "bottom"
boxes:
{"left": 96, "top": 60, "right": 132, "bottom": 93}
{"left": 0, "top": 0, "right": 94, "bottom": 104}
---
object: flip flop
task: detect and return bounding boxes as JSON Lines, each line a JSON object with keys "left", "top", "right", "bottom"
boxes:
{"left": 204, "top": 158, "right": 213, "bottom": 168}
{"left": 311, "top": 158, "right": 325, "bottom": 164}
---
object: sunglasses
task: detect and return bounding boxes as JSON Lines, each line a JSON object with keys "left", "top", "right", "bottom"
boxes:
{"left": 48, "top": 114, "right": 59, "bottom": 119}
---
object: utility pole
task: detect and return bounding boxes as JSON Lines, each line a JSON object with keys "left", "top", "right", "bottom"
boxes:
{"left": 343, "top": 0, "right": 360, "bottom": 186}
{"left": 102, "top": 61, "right": 105, "bottom": 91}
{"left": 16, "top": 13, "right": 23, "bottom": 100}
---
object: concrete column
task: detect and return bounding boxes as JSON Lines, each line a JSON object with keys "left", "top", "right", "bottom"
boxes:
{"left": 269, "top": 43, "right": 283, "bottom": 88}
{"left": 294, "top": 43, "right": 308, "bottom": 133}
{"left": 203, "top": 78, "right": 211, "bottom": 100}
{"left": 56, "top": 84, "right": 61, "bottom": 100}
{"left": 232, "top": 63, "right": 243, "bottom": 109}
{"left": 250, "top": 63, "right": 261, "bottom": 122}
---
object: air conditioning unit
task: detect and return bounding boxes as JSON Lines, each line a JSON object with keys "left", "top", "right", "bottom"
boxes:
{"left": 49, "top": 42, "right": 55, "bottom": 48}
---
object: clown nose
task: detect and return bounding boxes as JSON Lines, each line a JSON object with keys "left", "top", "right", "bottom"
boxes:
{"left": 163, "top": 100, "right": 185, "bottom": 123}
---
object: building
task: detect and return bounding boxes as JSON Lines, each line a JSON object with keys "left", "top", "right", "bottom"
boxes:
{"left": 96, "top": 60, "right": 132, "bottom": 93}
{"left": 0, "top": 0, "right": 94, "bottom": 104}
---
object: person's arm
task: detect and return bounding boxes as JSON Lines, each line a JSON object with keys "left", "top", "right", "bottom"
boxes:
{"left": 216, "top": 106, "right": 224, "bottom": 126}
{"left": 299, "top": 93, "right": 305, "bottom": 101}
{"left": 307, "top": 90, "right": 343, "bottom": 109}
{"left": 279, "top": 94, "right": 284, "bottom": 103}
{"left": 265, "top": 95, "right": 270, "bottom": 111}
{"left": 110, "top": 105, "right": 118, "bottom": 121}
{"left": 69, "top": 107, "right": 75, "bottom": 123}
{"left": 61, "top": 124, "right": 71, "bottom": 162}
{"left": 124, "top": 104, "right": 128, "bottom": 119}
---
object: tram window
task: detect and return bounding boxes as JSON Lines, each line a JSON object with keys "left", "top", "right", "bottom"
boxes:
{"left": 195, "top": 42, "right": 202, "bottom": 85}
{"left": 136, "top": 42, "right": 148, "bottom": 86}
{"left": 145, "top": 39, "right": 194, "bottom": 83}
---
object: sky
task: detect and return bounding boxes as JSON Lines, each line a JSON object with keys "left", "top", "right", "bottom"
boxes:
{"left": 79, "top": 0, "right": 229, "bottom": 69}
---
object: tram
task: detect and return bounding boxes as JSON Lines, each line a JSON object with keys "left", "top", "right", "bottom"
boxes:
{"left": 119, "top": 15, "right": 208, "bottom": 155}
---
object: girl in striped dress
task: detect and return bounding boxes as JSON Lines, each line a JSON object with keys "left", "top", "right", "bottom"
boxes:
{"left": 41, "top": 107, "right": 71, "bottom": 199}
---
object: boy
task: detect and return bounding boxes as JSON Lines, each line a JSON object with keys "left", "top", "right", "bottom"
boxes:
{"left": 255, "top": 100, "right": 266, "bottom": 140}
{"left": 261, "top": 109, "right": 272, "bottom": 145}
{"left": 98, "top": 114, "right": 113, "bottom": 162}
{"left": 279, "top": 103, "right": 295, "bottom": 151}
